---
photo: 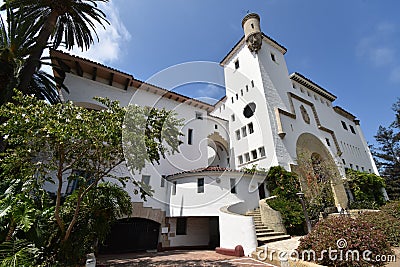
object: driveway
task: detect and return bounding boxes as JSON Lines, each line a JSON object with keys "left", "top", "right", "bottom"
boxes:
{"left": 97, "top": 250, "right": 276, "bottom": 267}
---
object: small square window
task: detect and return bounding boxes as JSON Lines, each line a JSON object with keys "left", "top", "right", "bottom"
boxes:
{"left": 188, "top": 129, "right": 193, "bottom": 145}
{"left": 161, "top": 175, "right": 166, "bottom": 187}
{"left": 197, "top": 178, "right": 204, "bottom": 193}
{"left": 341, "top": 121, "right": 348, "bottom": 130}
{"left": 259, "top": 147, "right": 266, "bottom": 157}
{"left": 244, "top": 153, "right": 250, "bottom": 162}
{"left": 251, "top": 150, "right": 257, "bottom": 160}
{"left": 195, "top": 112, "right": 203, "bottom": 120}
{"left": 234, "top": 59, "right": 240, "bottom": 70}
{"left": 349, "top": 125, "right": 356, "bottom": 134}
{"left": 326, "top": 138, "right": 331, "bottom": 147}
{"left": 241, "top": 126, "right": 247, "bottom": 137}
{"left": 172, "top": 181, "right": 177, "bottom": 195}
{"left": 236, "top": 130, "right": 241, "bottom": 140}
{"left": 248, "top": 122, "right": 254, "bottom": 134}
{"left": 230, "top": 178, "right": 237, "bottom": 194}
{"left": 231, "top": 114, "right": 235, "bottom": 122}
{"left": 176, "top": 218, "right": 187, "bottom": 235}
{"left": 238, "top": 155, "right": 243, "bottom": 165}
{"left": 270, "top": 53, "right": 276, "bottom": 62}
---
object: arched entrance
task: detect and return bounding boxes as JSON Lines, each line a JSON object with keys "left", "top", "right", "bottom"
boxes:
{"left": 294, "top": 133, "right": 348, "bottom": 208}
{"left": 207, "top": 132, "right": 229, "bottom": 168}
{"left": 101, "top": 218, "right": 160, "bottom": 253}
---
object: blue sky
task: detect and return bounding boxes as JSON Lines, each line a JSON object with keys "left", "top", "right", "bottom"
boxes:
{"left": 18, "top": 0, "right": 400, "bottom": 145}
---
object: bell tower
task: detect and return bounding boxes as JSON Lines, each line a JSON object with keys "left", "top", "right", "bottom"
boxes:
{"left": 242, "top": 13, "right": 262, "bottom": 53}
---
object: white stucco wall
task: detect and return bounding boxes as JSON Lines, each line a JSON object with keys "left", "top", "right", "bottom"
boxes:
{"left": 168, "top": 217, "right": 210, "bottom": 247}
{"left": 219, "top": 203, "right": 258, "bottom": 256}
{"left": 167, "top": 171, "right": 266, "bottom": 217}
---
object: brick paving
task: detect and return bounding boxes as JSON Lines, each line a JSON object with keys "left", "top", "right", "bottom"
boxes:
{"left": 97, "top": 250, "right": 276, "bottom": 267}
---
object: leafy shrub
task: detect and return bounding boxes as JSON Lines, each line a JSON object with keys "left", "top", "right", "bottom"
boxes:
{"left": 298, "top": 216, "right": 392, "bottom": 267}
{"left": 360, "top": 211, "right": 400, "bottom": 247}
{"left": 348, "top": 200, "right": 380, "bottom": 210}
{"left": 346, "top": 169, "right": 386, "bottom": 206}
{"left": 265, "top": 166, "right": 305, "bottom": 235}
{"left": 380, "top": 200, "right": 400, "bottom": 219}
{"left": 265, "top": 166, "right": 301, "bottom": 199}
{"left": 267, "top": 197, "right": 305, "bottom": 235}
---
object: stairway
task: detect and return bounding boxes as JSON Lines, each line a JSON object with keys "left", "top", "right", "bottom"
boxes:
{"left": 246, "top": 208, "right": 290, "bottom": 245}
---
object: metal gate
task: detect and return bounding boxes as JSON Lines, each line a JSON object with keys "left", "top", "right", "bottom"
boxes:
{"left": 101, "top": 218, "right": 160, "bottom": 253}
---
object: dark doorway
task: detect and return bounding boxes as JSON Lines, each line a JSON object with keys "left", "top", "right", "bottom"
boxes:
{"left": 208, "top": 217, "right": 220, "bottom": 249}
{"left": 101, "top": 218, "right": 160, "bottom": 253}
{"left": 258, "top": 182, "right": 266, "bottom": 199}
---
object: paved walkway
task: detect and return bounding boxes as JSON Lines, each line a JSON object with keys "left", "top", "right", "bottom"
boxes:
{"left": 97, "top": 250, "right": 276, "bottom": 267}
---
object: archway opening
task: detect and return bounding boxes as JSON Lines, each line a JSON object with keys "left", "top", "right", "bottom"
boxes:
{"left": 294, "top": 133, "right": 348, "bottom": 213}
{"left": 100, "top": 217, "right": 160, "bottom": 253}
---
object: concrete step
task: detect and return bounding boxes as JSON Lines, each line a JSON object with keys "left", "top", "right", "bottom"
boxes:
{"left": 246, "top": 212, "right": 261, "bottom": 215}
{"left": 255, "top": 227, "right": 272, "bottom": 232}
{"left": 256, "top": 231, "right": 286, "bottom": 237}
{"left": 257, "top": 235, "right": 291, "bottom": 244}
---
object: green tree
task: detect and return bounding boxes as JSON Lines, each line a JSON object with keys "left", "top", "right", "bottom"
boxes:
{"left": 346, "top": 169, "right": 386, "bottom": 206}
{"left": 1, "top": 0, "right": 109, "bottom": 95}
{"left": 0, "top": 92, "right": 182, "bottom": 265}
{"left": 0, "top": 7, "right": 64, "bottom": 105}
{"left": 372, "top": 98, "right": 400, "bottom": 200}
{"left": 265, "top": 166, "right": 305, "bottom": 234}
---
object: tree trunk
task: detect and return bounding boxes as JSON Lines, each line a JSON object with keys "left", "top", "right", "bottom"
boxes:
{"left": 54, "top": 145, "right": 65, "bottom": 234}
{"left": 18, "top": 11, "right": 58, "bottom": 94}
{"left": 5, "top": 221, "right": 15, "bottom": 241}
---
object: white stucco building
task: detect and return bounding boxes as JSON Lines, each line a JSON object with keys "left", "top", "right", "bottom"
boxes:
{"left": 50, "top": 13, "right": 380, "bottom": 255}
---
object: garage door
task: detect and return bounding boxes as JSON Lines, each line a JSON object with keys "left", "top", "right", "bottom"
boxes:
{"left": 101, "top": 218, "right": 160, "bottom": 253}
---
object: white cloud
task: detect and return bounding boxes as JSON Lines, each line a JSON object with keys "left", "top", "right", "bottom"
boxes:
{"left": 195, "top": 84, "right": 225, "bottom": 99}
{"left": 356, "top": 22, "right": 397, "bottom": 67}
{"left": 369, "top": 47, "right": 395, "bottom": 67}
{"left": 390, "top": 67, "right": 400, "bottom": 84}
{"left": 63, "top": 0, "right": 131, "bottom": 64}
{"left": 357, "top": 22, "right": 400, "bottom": 82}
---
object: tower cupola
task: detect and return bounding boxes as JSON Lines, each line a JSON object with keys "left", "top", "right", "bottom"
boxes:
{"left": 242, "top": 13, "right": 262, "bottom": 53}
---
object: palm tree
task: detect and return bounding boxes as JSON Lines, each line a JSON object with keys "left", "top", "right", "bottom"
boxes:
{"left": 1, "top": 0, "right": 109, "bottom": 95}
{"left": 0, "top": 7, "right": 64, "bottom": 105}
